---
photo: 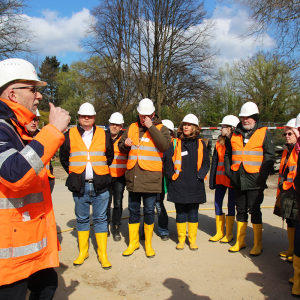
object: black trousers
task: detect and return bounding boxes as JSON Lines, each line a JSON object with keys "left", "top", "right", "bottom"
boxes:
{"left": 0, "top": 268, "right": 58, "bottom": 300}
{"left": 234, "top": 189, "right": 264, "bottom": 224}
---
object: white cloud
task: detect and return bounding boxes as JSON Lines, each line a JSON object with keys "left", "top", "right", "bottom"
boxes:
{"left": 26, "top": 8, "right": 92, "bottom": 56}
{"left": 210, "top": 5, "right": 275, "bottom": 67}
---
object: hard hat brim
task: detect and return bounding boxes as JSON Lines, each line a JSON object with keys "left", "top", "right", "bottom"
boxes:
{"left": 137, "top": 107, "right": 155, "bottom": 115}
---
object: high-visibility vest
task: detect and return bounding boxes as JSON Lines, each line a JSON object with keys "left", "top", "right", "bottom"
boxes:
{"left": 172, "top": 139, "right": 204, "bottom": 180}
{"left": 127, "top": 122, "right": 163, "bottom": 171}
{"left": 277, "top": 147, "right": 298, "bottom": 196}
{"left": 231, "top": 127, "right": 267, "bottom": 173}
{"left": 109, "top": 136, "right": 127, "bottom": 177}
{"left": 46, "top": 161, "right": 55, "bottom": 178}
{"left": 69, "top": 127, "right": 109, "bottom": 175}
{"left": 215, "top": 141, "right": 232, "bottom": 188}
{"left": 0, "top": 100, "right": 64, "bottom": 285}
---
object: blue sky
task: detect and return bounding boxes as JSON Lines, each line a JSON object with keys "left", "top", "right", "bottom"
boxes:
{"left": 25, "top": 0, "right": 274, "bottom": 68}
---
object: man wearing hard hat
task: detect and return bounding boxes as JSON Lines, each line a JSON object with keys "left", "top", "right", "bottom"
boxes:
{"left": 59, "top": 103, "right": 114, "bottom": 269}
{"left": 25, "top": 109, "right": 56, "bottom": 193}
{"left": 107, "top": 112, "right": 127, "bottom": 241}
{"left": 224, "top": 101, "right": 275, "bottom": 255}
{"left": 119, "top": 98, "right": 171, "bottom": 258}
{"left": 0, "top": 58, "right": 70, "bottom": 299}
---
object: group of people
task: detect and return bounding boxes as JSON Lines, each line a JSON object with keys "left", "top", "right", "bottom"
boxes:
{"left": 0, "top": 57, "right": 300, "bottom": 299}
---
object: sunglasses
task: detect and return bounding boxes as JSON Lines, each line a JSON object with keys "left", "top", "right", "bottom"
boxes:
{"left": 12, "top": 85, "right": 40, "bottom": 94}
{"left": 283, "top": 132, "right": 294, "bottom": 136}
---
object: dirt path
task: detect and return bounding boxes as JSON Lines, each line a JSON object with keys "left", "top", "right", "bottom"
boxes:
{"left": 50, "top": 168, "right": 295, "bottom": 300}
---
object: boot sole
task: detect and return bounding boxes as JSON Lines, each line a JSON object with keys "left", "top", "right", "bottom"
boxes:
{"left": 208, "top": 239, "right": 221, "bottom": 242}
{"left": 122, "top": 247, "right": 139, "bottom": 257}
{"left": 101, "top": 265, "right": 112, "bottom": 270}
{"left": 146, "top": 254, "right": 155, "bottom": 258}
{"left": 228, "top": 246, "right": 246, "bottom": 253}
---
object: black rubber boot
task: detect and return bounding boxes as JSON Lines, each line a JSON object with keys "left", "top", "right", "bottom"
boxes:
{"left": 112, "top": 225, "right": 121, "bottom": 241}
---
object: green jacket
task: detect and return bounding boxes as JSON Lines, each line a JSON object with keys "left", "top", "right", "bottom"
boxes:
{"left": 224, "top": 119, "right": 275, "bottom": 191}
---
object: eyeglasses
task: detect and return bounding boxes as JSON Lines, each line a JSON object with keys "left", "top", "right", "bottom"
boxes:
{"left": 221, "top": 126, "right": 229, "bottom": 129}
{"left": 283, "top": 132, "right": 294, "bottom": 136}
{"left": 12, "top": 85, "right": 39, "bottom": 94}
{"left": 32, "top": 118, "right": 39, "bottom": 123}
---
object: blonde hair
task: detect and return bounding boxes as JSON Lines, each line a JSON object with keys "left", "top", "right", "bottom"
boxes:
{"left": 177, "top": 123, "right": 200, "bottom": 140}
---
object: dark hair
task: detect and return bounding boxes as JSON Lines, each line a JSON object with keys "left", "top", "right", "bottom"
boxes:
{"left": 177, "top": 123, "right": 200, "bottom": 140}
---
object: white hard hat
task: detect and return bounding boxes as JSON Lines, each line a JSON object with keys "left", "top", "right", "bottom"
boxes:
{"left": 137, "top": 98, "right": 155, "bottom": 115}
{"left": 182, "top": 114, "right": 199, "bottom": 126}
{"left": 109, "top": 112, "right": 124, "bottom": 124}
{"left": 162, "top": 119, "right": 174, "bottom": 132}
{"left": 35, "top": 109, "right": 41, "bottom": 117}
{"left": 296, "top": 114, "right": 300, "bottom": 128}
{"left": 285, "top": 118, "right": 297, "bottom": 129}
{"left": 239, "top": 101, "right": 259, "bottom": 117}
{"left": 78, "top": 102, "right": 96, "bottom": 115}
{"left": 219, "top": 115, "right": 240, "bottom": 127}
{"left": 0, "top": 58, "right": 46, "bottom": 88}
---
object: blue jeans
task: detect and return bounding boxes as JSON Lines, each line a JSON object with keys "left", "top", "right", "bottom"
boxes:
{"left": 141, "top": 192, "right": 169, "bottom": 236}
{"left": 128, "top": 192, "right": 156, "bottom": 225}
{"left": 175, "top": 203, "right": 199, "bottom": 223}
{"left": 73, "top": 182, "right": 109, "bottom": 233}
{"left": 107, "top": 176, "right": 126, "bottom": 226}
{"left": 215, "top": 185, "right": 236, "bottom": 216}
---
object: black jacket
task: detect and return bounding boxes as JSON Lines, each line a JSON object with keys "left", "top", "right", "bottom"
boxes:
{"left": 224, "top": 119, "right": 275, "bottom": 191}
{"left": 59, "top": 125, "right": 114, "bottom": 193}
{"left": 165, "top": 135, "right": 210, "bottom": 204}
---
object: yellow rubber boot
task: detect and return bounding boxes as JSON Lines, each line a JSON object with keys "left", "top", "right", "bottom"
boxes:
{"left": 290, "top": 277, "right": 294, "bottom": 284}
{"left": 292, "top": 254, "right": 300, "bottom": 296}
{"left": 229, "top": 221, "right": 247, "bottom": 252}
{"left": 287, "top": 255, "right": 294, "bottom": 263}
{"left": 220, "top": 215, "right": 235, "bottom": 243}
{"left": 250, "top": 224, "right": 263, "bottom": 256}
{"left": 73, "top": 230, "right": 89, "bottom": 266}
{"left": 123, "top": 223, "right": 140, "bottom": 256}
{"left": 176, "top": 222, "right": 186, "bottom": 250}
{"left": 144, "top": 223, "right": 155, "bottom": 258}
{"left": 279, "top": 226, "right": 295, "bottom": 258}
{"left": 209, "top": 214, "right": 225, "bottom": 242}
{"left": 95, "top": 232, "right": 112, "bottom": 270}
{"left": 188, "top": 222, "right": 198, "bottom": 251}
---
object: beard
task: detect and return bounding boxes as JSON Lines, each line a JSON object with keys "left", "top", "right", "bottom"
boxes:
{"left": 242, "top": 123, "right": 255, "bottom": 131}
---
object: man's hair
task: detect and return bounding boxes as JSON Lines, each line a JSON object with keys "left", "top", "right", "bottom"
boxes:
{"left": 0, "top": 82, "right": 12, "bottom": 97}
{"left": 177, "top": 123, "right": 200, "bottom": 140}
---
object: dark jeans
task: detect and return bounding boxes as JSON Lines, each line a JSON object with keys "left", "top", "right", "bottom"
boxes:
{"left": 175, "top": 203, "right": 199, "bottom": 223}
{"left": 0, "top": 268, "right": 57, "bottom": 300}
{"left": 107, "top": 176, "right": 126, "bottom": 226}
{"left": 141, "top": 192, "right": 169, "bottom": 236}
{"left": 128, "top": 192, "right": 156, "bottom": 225}
{"left": 215, "top": 185, "right": 236, "bottom": 216}
{"left": 234, "top": 188, "right": 264, "bottom": 224}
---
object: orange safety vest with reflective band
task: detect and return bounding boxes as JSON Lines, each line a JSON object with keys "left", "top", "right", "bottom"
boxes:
{"left": 172, "top": 139, "right": 204, "bottom": 180}
{"left": 277, "top": 147, "right": 298, "bottom": 196}
{"left": 109, "top": 136, "right": 127, "bottom": 177}
{"left": 215, "top": 141, "right": 232, "bottom": 188}
{"left": 127, "top": 123, "right": 163, "bottom": 171}
{"left": 231, "top": 127, "right": 267, "bottom": 173}
{"left": 46, "top": 161, "right": 55, "bottom": 178}
{"left": 69, "top": 127, "right": 109, "bottom": 175}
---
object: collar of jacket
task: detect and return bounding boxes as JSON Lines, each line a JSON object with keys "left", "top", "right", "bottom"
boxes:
{"left": 0, "top": 98, "right": 35, "bottom": 141}
{"left": 77, "top": 124, "right": 96, "bottom": 136}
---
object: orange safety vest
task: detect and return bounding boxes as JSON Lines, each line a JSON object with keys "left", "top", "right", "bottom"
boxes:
{"left": 127, "top": 122, "right": 163, "bottom": 171}
{"left": 277, "top": 147, "right": 298, "bottom": 196}
{"left": 0, "top": 99, "right": 64, "bottom": 285}
{"left": 109, "top": 136, "right": 127, "bottom": 177}
{"left": 69, "top": 127, "right": 109, "bottom": 175}
{"left": 231, "top": 127, "right": 267, "bottom": 173}
{"left": 215, "top": 141, "right": 232, "bottom": 188}
{"left": 172, "top": 139, "right": 204, "bottom": 180}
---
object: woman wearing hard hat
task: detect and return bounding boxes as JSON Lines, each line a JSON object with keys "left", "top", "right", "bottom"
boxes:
{"left": 165, "top": 114, "right": 210, "bottom": 250}
{"left": 274, "top": 118, "right": 299, "bottom": 263}
{"left": 209, "top": 115, "right": 239, "bottom": 243}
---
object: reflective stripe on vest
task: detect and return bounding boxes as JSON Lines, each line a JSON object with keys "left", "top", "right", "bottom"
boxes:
{"left": 0, "top": 237, "right": 47, "bottom": 259}
{"left": 0, "top": 192, "right": 44, "bottom": 209}
{"left": 127, "top": 123, "right": 163, "bottom": 171}
{"left": 231, "top": 127, "right": 267, "bottom": 173}
{"left": 69, "top": 127, "right": 109, "bottom": 175}
{"left": 109, "top": 136, "right": 127, "bottom": 177}
{"left": 215, "top": 141, "right": 231, "bottom": 187}
{"left": 172, "top": 139, "right": 204, "bottom": 180}
{"left": 19, "top": 146, "right": 44, "bottom": 175}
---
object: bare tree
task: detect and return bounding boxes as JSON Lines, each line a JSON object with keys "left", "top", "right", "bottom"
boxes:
{"left": 84, "top": 0, "right": 216, "bottom": 117}
{"left": 0, "top": 0, "right": 33, "bottom": 59}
